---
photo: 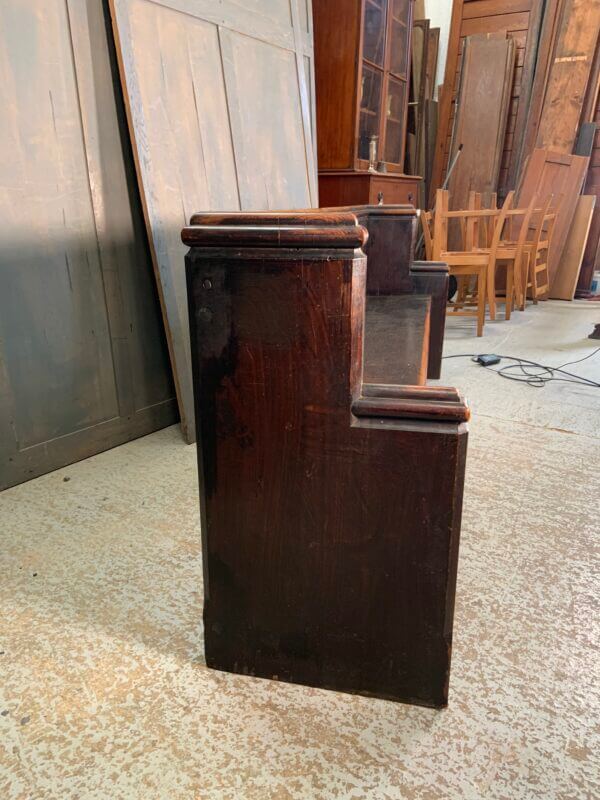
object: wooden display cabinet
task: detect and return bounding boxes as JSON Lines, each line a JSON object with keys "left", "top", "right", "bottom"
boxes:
{"left": 313, "top": 0, "right": 420, "bottom": 206}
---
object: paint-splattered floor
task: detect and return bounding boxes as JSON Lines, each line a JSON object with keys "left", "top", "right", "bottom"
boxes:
{"left": 1, "top": 301, "right": 599, "bottom": 799}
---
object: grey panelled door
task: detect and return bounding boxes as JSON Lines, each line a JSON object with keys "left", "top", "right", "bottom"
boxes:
{"left": 109, "top": 0, "right": 318, "bottom": 443}
{"left": 0, "top": 0, "right": 177, "bottom": 490}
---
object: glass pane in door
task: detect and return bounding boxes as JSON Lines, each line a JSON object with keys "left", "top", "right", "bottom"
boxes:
{"left": 384, "top": 76, "right": 406, "bottom": 164}
{"left": 392, "top": 0, "right": 410, "bottom": 19}
{"left": 358, "top": 64, "right": 383, "bottom": 160}
{"left": 389, "top": 0, "right": 410, "bottom": 77}
{"left": 363, "top": 0, "right": 387, "bottom": 66}
{"left": 411, "top": 24, "right": 424, "bottom": 97}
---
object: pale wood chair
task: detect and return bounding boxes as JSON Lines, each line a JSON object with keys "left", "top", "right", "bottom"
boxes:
{"left": 521, "top": 199, "right": 557, "bottom": 305}
{"left": 442, "top": 190, "right": 556, "bottom": 319}
{"left": 423, "top": 190, "right": 516, "bottom": 335}
{"left": 422, "top": 207, "right": 488, "bottom": 336}
{"left": 459, "top": 190, "right": 533, "bottom": 317}
{"left": 484, "top": 193, "right": 557, "bottom": 308}
{"left": 439, "top": 190, "right": 516, "bottom": 321}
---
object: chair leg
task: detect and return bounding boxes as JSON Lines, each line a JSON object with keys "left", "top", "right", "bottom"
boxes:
{"left": 519, "top": 252, "right": 529, "bottom": 311}
{"left": 477, "top": 268, "right": 487, "bottom": 337}
{"left": 531, "top": 262, "right": 539, "bottom": 304}
{"left": 505, "top": 267, "right": 513, "bottom": 321}
{"left": 454, "top": 276, "right": 466, "bottom": 311}
{"left": 513, "top": 254, "right": 522, "bottom": 311}
{"left": 487, "top": 260, "right": 496, "bottom": 321}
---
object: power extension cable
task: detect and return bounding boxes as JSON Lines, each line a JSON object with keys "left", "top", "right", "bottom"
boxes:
{"left": 443, "top": 348, "right": 600, "bottom": 388}
{"left": 474, "top": 354, "right": 501, "bottom": 366}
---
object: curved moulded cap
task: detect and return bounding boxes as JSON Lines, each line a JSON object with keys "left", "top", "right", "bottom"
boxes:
{"left": 181, "top": 211, "right": 368, "bottom": 250}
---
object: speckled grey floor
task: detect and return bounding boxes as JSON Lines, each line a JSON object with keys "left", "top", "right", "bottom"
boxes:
{"left": 1, "top": 301, "right": 599, "bottom": 799}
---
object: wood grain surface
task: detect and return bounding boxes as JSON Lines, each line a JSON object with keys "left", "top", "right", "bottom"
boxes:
{"left": 534, "top": 0, "right": 600, "bottom": 154}
{"left": 517, "top": 149, "right": 589, "bottom": 294}
{"left": 431, "top": 0, "right": 544, "bottom": 204}
{"left": 447, "top": 33, "right": 515, "bottom": 246}
{"left": 551, "top": 195, "right": 596, "bottom": 300}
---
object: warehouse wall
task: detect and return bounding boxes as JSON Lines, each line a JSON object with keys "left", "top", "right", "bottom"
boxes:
{"left": 424, "top": 0, "right": 453, "bottom": 93}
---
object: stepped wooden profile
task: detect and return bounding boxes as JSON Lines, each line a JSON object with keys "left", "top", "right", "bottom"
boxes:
{"left": 183, "top": 209, "right": 469, "bottom": 708}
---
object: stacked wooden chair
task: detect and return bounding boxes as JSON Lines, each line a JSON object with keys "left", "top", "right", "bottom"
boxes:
{"left": 505, "top": 196, "right": 557, "bottom": 308}
{"left": 469, "top": 191, "right": 558, "bottom": 311}
{"left": 421, "top": 189, "right": 557, "bottom": 335}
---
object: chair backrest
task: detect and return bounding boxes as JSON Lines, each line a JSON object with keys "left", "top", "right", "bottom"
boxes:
{"left": 488, "top": 191, "right": 514, "bottom": 264}
{"left": 432, "top": 189, "right": 450, "bottom": 259}
{"left": 483, "top": 193, "right": 499, "bottom": 247}
{"left": 432, "top": 188, "right": 513, "bottom": 262}
{"left": 531, "top": 196, "right": 556, "bottom": 264}
{"left": 463, "top": 191, "right": 479, "bottom": 249}
{"left": 513, "top": 193, "right": 538, "bottom": 250}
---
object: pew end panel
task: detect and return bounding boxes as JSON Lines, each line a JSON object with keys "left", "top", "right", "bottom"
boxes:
{"left": 183, "top": 213, "right": 468, "bottom": 708}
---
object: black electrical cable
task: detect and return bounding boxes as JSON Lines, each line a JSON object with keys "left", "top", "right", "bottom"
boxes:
{"left": 442, "top": 347, "right": 600, "bottom": 389}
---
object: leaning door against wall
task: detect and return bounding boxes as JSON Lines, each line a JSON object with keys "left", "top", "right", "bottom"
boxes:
{"left": 109, "top": 0, "right": 318, "bottom": 443}
{"left": 0, "top": 0, "right": 178, "bottom": 490}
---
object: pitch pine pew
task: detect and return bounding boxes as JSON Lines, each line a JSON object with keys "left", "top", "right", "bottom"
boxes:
{"left": 183, "top": 211, "right": 469, "bottom": 708}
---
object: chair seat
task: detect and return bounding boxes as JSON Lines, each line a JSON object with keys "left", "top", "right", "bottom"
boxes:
{"left": 440, "top": 250, "right": 490, "bottom": 266}
{"left": 470, "top": 245, "right": 519, "bottom": 258}
{"left": 494, "top": 240, "right": 536, "bottom": 251}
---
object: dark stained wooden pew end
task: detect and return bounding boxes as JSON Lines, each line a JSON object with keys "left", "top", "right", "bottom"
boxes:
{"left": 183, "top": 208, "right": 469, "bottom": 708}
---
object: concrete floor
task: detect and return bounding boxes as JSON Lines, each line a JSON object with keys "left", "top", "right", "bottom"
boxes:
{"left": 1, "top": 301, "right": 599, "bottom": 800}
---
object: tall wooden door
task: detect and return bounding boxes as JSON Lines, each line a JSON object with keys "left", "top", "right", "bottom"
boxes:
{"left": 517, "top": 149, "right": 589, "bottom": 292}
{"left": 532, "top": 0, "right": 600, "bottom": 155}
{"left": 576, "top": 96, "right": 600, "bottom": 296}
{"left": 447, "top": 34, "right": 516, "bottom": 215}
{"left": 430, "top": 0, "right": 544, "bottom": 204}
{"left": 0, "top": 0, "right": 177, "bottom": 490}
{"left": 109, "top": 0, "right": 318, "bottom": 442}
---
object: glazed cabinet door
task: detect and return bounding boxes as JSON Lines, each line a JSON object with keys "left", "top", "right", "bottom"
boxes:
{"left": 381, "top": 0, "right": 412, "bottom": 170}
{"left": 359, "top": 0, "right": 387, "bottom": 162}
{"left": 357, "top": 0, "right": 413, "bottom": 171}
